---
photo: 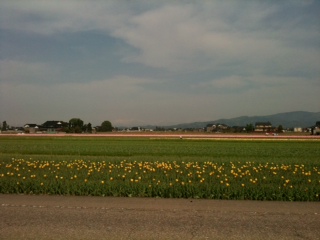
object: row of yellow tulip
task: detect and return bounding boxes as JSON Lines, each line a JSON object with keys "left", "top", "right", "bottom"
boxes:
{"left": 1, "top": 158, "right": 319, "bottom": 200}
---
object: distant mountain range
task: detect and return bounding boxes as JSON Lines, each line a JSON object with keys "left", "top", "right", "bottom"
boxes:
{"left": 162, "top": 111, "right": 320, "bottom": 129}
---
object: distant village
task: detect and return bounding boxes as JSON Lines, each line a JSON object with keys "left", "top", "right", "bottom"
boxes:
{"left": 1, "top": 119, "right": 320, "bottom": 135}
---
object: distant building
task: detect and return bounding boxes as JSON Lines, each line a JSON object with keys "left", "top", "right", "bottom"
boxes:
{"left": 130, "top": 127, "right": 141, "bottom": 131}
{"left": 193, "top": 128, "right": 204, "bottom": 132}
{"left": 311, "top": 121, "right": 320, "bottom": 135}
{"left": 41, "top": 121, "right": 68, "bottom": 133}
{"left": 206, "top": 124, "right": 216, "bottom": 132}
{"left": 255, "top": 122, "right": 272, "bottom": 132}
{"left": 206, "top": 123, "right": 229, "bottom": 132}
{"left": 294, "top": 127, "right": 302, "bottom": 132}
{"left": 23, "top": 124, "right": 40, "bottom": 133}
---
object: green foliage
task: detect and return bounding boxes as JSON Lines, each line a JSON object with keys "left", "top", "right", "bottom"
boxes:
{"left": 68, "top": 118, "right": 84, "bottom": 133}
{"left": 99, "top": 120, "right": 113, "bottom": 132}
{"left": 0, "top": 158, "right": 319, "bottom": 200}
{"left": 277, "top": 125, "right": 284, "bottom": 133}
{"left": 87, "top": 123, "right": 92, "bottom": 132}
{"left": 245, "top": 123, "right": 254, "bottom": 133}
{"left": 1, "top": 121, "right": 7, "bottom": 131}
{"left": 1, "top": 137, "right": 319, "bottom": 162}
{"left": 0, "top": 137, "right": 319, "bottom": 201}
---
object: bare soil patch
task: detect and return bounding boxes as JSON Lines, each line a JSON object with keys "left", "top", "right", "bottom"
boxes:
{"left": 1, "top": 194, "right": 319, "bottom": 239}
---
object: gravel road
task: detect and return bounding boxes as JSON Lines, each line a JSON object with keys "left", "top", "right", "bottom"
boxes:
{"left": 1, "top": 194, "right": 319, "bottom": 240}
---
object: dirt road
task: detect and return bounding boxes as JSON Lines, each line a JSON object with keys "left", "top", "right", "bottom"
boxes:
{"left": 1, "top": 194, "right": 319, "bottom": 240}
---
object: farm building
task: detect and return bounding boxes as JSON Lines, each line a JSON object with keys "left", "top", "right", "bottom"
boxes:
{"left": 311, "top": 121, "right": 320, "bottom": 135}
{"left": 255, "top": 122, "right": 272, "bottom": 132}
{"left": 294, "top": 127, "right": 303, "bottom": 132}
{"left": 23, "top": 124, "right": 40, "bottom": 133}
{"left": 206, "top": 123, "right": 229, "bottom": 132}
{"left": 41, "top": 121, "right": 68, "bottom": 133}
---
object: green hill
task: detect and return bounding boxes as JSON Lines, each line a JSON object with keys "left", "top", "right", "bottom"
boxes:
{"left": 166, "top": 111, "right": 320, "bottom": 129}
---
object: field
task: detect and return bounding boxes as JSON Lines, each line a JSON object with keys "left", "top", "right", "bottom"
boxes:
{"left": 1, "top": 136, "right": 319, "bottom": 201}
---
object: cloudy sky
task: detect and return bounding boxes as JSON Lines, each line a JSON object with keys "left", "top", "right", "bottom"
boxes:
{"left": 1, "top": 0, "right": 319, "bottom": 127}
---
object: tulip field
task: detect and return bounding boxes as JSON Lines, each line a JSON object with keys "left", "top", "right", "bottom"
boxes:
{"left": 0, "top": 136, "right": 319, "bottom": 201}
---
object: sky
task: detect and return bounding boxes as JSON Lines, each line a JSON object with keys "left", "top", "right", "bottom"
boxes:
{"left": 1, "top": 0, "right": 319, "bottom": 127}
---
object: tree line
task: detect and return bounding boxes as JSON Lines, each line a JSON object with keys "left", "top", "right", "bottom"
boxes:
{"left": 1, "top": 119, "right": 113, "bottom": 133}
{"left": 67, "top": 118, "right": 113, "bottom": 133}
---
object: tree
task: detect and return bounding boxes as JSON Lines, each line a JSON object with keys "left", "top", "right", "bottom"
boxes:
{"left": 82, "top": 123, "right": 92, "bottom": 133}
{"left": 155, "top": 126, "right": 165, "bottom": 131}
{"left": 1, "top": 121, "right": 7, "bottom": 131}
{"left": 69, "top": 118, "right": 84, "bottom": 133}
{"left": 87, "top": 123, "right": 92, "bottom": 133}
{"left": 245, "top": 123, "right": 254, "bottom": 133}
{"left": 277, "top": 125, "right": 284, "bottom": 133}
{"left": 99, "top": 120, "right": 113, "bottom": 132}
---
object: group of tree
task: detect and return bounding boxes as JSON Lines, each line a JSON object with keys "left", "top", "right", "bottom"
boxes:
{"left": 67, "top": 118, "right": 113, "bottom": 133}
{"left": 0, "top": 119, "right": 286, "bottom": 134}
{"left": 98, "top": 120, "right": 113, "bottom": 132}
{"left": 1, "top": 121, "right": 8, "bottom": 131}
{"left": 67, "top": 118, "right": 87, "bottom": 133}
{"left": 1, "top": 119, "right": 113, "bottom": 133}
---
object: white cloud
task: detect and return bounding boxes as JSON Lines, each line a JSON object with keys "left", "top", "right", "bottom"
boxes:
{"left": 111, "top": 2, "right": 319, "bottom": 75}
{"left": 1, "top": 1, "right": 319, "bottom": 74}
{"left": 0, "top": 1, "right": 134, "bottom": 37}
{"left": 1, "top": 1, "right": 319, "bottom": 126}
